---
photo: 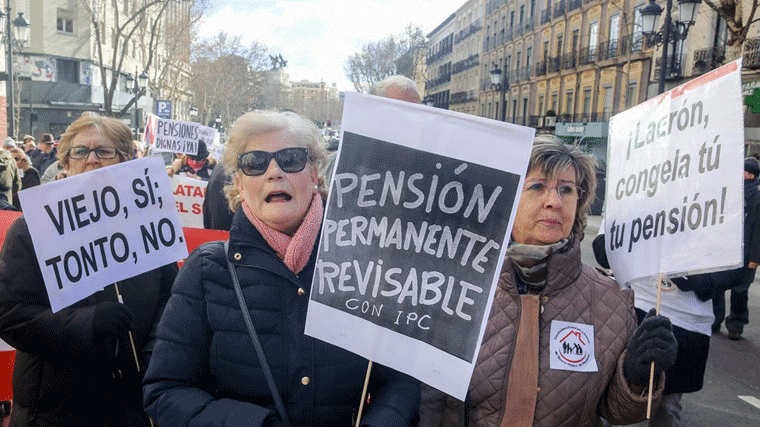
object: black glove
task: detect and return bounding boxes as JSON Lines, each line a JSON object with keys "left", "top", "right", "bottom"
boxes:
{"left": 93, "top": 301, "right": 135, "bottom": 352}
{"left": 623, "top": 308, "right": 678, "bottom": 388}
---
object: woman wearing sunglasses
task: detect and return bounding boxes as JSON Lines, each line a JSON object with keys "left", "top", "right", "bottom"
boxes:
{"left": 144, "top": 111, "right": 420, "bottom": 427}
{"left": 0, "top": 113, "right": 178, "bottom": 426}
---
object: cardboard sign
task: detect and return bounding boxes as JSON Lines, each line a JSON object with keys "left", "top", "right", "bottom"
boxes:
{"left": 170, "top": 175, "right": 208, "bottom": 228}
{"left": 305, "top": 92, "right": 534, "bottom": 400}
{"left": 144, "top": 114, "right": 217, "bottom": 156}
{"left": 18, "top": 157, "right": 188, "bottom": 312}
{"left": 605, "top": 60, "right": 744, "bottom": 285}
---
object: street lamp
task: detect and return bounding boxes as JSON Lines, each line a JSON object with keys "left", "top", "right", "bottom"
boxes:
{"left": 423, "top": 95, "right": 435, "bottom": 107}
{"left": 490, "top": 62, "right": 509, "bottom": 122}
{"left": 126, "top": 70, "right": 148, "bottom": 138}
{"left": 0, "top": 2, "right": 30, "bottom": 139}
{"left": 189, "top": 105, "right": 198, "bottom": 120}
{"left": 640, "top": 0, "right": 702, "bottom": 94}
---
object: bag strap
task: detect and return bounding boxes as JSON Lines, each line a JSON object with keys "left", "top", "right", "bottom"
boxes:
{"left": 224, "top": 240, "right": 291, "bottom": 427}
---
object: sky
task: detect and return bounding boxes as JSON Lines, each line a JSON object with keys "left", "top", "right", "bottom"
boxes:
{"left": 199, "top": 0, "right": 466, "bottom": 92}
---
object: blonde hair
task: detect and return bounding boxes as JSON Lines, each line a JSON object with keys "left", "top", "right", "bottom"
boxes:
{"left": 222, "top": 110, "right": 327, "bottom": 212}
{"left": 57, "top": 113, "right": 134, "bottom": 169}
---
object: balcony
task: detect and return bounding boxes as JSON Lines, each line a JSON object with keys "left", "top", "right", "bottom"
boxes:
{"left": 747, "top": 36, "right": 760, "bottom": 68}
{"left": 535, "top": 60, "right": 547, "bottom": 76}
{"left": 426, "top": 46, "right": 453, "bottom": 65}
{"left": 427, "top": 72, "right": 452, "bottom": 89}
{"left": 525, "top": 20, "right": 534, "bottom": 32}
{"left": 568, "top": 0, "right": 582, "bottom": 12}
{"left": 578, "top": 47, "right": 596, "bottom": 65}
{"left": 514, "top": 25, "right": 523, "bottom": 37}
{"left": 693, "top": 46, "right": 726, "bottom": 74}
{"left": 561, "top": 51, "right": 577, "bottom": 69}
{"left": 654, "top": 55, "right": 684, "bottom": 81}
{"left": 597, "top": 39, "right": 620, "bottom": 61}
{"left": 548, "top": 56, "right": 561, "bottom": 73}
{"left": 541, "top": 9, "right": 551, "bottom": 25}
{"left": 553, "top": 0, "right": 566, "bottom": 19}
{"left": 455, "top": 20, "right": 483, "bottom": 44}
{"left": 452, "top": 54, "right": 480, "bottom": 75}
{"left": 450, "top": 90, "right": 478, "bottom": 105}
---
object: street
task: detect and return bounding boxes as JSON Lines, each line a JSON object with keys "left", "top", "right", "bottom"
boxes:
{"left": 583, "top": 217, "right": 760, "bottom": 426}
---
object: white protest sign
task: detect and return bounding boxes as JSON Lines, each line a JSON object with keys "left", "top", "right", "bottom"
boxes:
{"left": 19, "top": 157, "right": 188, "bottom": 312}
{"left": 605, "top": 60, "right": 744, "bottom": 286}
{"left": 144, "top": 114, "right": 217, "bottom": 155}
{"left": 170, "top": 175, "right": 207, "bottom": 228}
{"left": 304, "top": 92, "right": 535, "bottom": 400}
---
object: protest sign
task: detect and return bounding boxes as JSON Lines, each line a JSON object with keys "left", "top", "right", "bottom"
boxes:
{"left": 605, "top": 60, "right": 744, "bottom": 286}
{"left": 18, "top": 156, "right": 188, "bottom": 312}
{"left": 144, "top": 114, "right": 217, "bottom": 156}
{"left": 304, "top": 92, "right": 534, "bottom": 400}
{"left": 170, "top": 175, "right": 208, "bottom": 228}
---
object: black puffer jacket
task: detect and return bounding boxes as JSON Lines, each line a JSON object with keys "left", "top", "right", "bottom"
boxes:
{"left": 0, "top": 216, "right": 177, "bottom": 427}
{"left": 143, "top": 209, "right": 420, "bottom": 426}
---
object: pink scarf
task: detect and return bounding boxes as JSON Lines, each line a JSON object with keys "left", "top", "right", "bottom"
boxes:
{"left": 242, "top": 193, "right": 323, "bottom": 274}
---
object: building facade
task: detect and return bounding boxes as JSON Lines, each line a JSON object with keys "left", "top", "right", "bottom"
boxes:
{"left": 426, "top": 14, "right": 456, "bottom": 110}
{"left": 290, "top": 80, "right": 342, "bottom": 125}
{"left": 0, "top": 0, "right": 193, "bottom": 139}
{"left": 449, "top": 0, "right": 485, "bottom": 115}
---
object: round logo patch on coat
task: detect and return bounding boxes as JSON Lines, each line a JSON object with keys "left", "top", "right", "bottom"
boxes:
{"left": 549, "top": 320, "right": 599, "bottom": 372}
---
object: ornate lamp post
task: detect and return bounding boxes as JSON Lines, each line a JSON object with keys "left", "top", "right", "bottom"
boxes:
{"left": 490, "top": 62, "right": 509, "bottom": 122}
{"left": 640, "top": 0, "right": 702, "bottom": 94}
{"left": 1, "top": 2, "right": 30, "bottom": 139}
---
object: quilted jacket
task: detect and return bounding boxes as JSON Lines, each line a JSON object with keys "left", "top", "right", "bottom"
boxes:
{"left": 419, "top": 237, "right": 664, "bottom": 427}
{"left": 143, "top": 210, "right": 420, "bottom": 426}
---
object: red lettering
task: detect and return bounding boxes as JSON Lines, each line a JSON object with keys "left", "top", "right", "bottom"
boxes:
{"left": 193, "top": 186, "right": 204, "bottom": 198}
{"left": 175, "top": 201, "right": 188, "bottom": 213}
{"left": 192, "top": 203, "right": 202, "bottom": 215}
{"left": 173, "top": 185, "right": 185, "bottom": 196}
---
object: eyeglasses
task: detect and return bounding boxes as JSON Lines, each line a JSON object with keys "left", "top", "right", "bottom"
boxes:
{"left": 523, "top": 180, "right": 585, "bottom": 201}
{"left": 69, "top": 146, "right": 118, "bottom": 160}
{"left": 238, "top": 147, "right": 309, "bottom": 176}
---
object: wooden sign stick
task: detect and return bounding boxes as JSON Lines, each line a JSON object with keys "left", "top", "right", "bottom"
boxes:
{"left": 646, "top": 273, "right": 664, "bottom": 419}
{"left": 113, "top": 282, "right": 141, "bottom": 373}
{"left": 355, "top": 360, "right": 374, "bottom": 427}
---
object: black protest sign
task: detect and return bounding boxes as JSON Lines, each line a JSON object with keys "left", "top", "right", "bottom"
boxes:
{"left": 311, "top": 131, "right": 520, "bottom": 362}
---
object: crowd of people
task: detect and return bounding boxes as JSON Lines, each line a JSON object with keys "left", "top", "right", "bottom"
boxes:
{"left": 0, "top": 75, "right": 755, "bottom": 427}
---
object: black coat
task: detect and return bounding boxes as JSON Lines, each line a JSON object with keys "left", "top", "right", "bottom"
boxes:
{"left": 202, "top": 164, "right": 234, "bottom": 230}
{"left": 0, "top": 217, "right": 177, "bottom": 426}
{"left": 143, "top": 209, "right": 420, "bottom": 426}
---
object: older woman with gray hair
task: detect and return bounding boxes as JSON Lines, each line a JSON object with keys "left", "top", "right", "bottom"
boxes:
{"left": 418, "top": 135, "right": 678, "bottom": 427}
{"left": 143, "top": 110, "right": 420, "bottom": 427}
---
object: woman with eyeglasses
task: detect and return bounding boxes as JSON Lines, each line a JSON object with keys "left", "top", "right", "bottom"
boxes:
{"left": 0, "top": 113, "right": 178, "bottom": 427}
{"left": 418, "top": 136, "right": 678, "bottom": 427}
{"left": 143, "top": 111, "right": 420, "bottom": 427}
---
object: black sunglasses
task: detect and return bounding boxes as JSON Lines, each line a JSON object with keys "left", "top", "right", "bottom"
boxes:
{"left": 238, "top": 147, "right": 309, "bottom": 176}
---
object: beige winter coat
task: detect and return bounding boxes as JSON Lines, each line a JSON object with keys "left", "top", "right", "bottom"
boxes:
{"left": 419, "top": 237, "right": 664, "bottom": 427}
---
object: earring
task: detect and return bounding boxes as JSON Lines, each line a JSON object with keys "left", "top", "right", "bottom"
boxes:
{"left": 313, "top": 184, "right": 319, "bottom": 194}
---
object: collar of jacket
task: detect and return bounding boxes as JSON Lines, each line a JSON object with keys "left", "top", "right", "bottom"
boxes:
{"left": 499, "top": 234, "right": 582, "bottom": 296}
{"left": 226, "top": 207, "right": 322, "bottom": 282}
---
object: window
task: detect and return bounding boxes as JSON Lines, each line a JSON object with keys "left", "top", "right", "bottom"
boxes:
{"left": 551, "top": 93, "right": 558, "bottom": 111}
{"left": 538, "top": 95, "right": 544, "bottom": 116}
{"left": 57, "top": 9, "right": 74, "bottom": 34}
{"left": 582, "top": 87, "right": 592, "bottom": 115}
{"left": 588, "top": 22, "right": 598, "bottom": 59}
{"left": 57, "top": 59, "right": 79, "bottom": 83}
{"left": 633, "top": 5, "right": 644, "bottom": 51}
{"left": 609, "top": 14, "right": 620, "bottom": 52}
{"left": 626, "top": 81, "right": 637, "bottom": 108}
{"left": 603, "top": 85, "right": 613, "bottom": 117}
{"left": 565, "top": 90, "right": 574, "bottom": 115}
{"left": 556, "top": 34, "right": 563, "bottom": 56}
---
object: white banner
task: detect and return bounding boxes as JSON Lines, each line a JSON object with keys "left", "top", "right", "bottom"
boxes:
{"left": 144, "top": 114, "right": 218, "bottom": 156}
{"left": 170, "top": 175, "right": 208, "bottom": 228}
{"left": 305, "top": 92, "right": 534, "bottom": 400}
{"left": 605, "top": 60, "right": 744, "bottom": 286}
{"left": 18, "top": 157, "right": 188, "bottom": 312}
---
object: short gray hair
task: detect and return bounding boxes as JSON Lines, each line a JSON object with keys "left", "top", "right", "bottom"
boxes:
{"left": 371, "top": 75, "right": 419, "bottom": 97}
{"left": 527, "top": 135, "right": 598, "bottom": 238}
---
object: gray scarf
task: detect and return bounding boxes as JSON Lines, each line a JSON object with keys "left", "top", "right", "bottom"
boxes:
{"left": 507, "top": 237, "right": 572, "bottom": 294}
